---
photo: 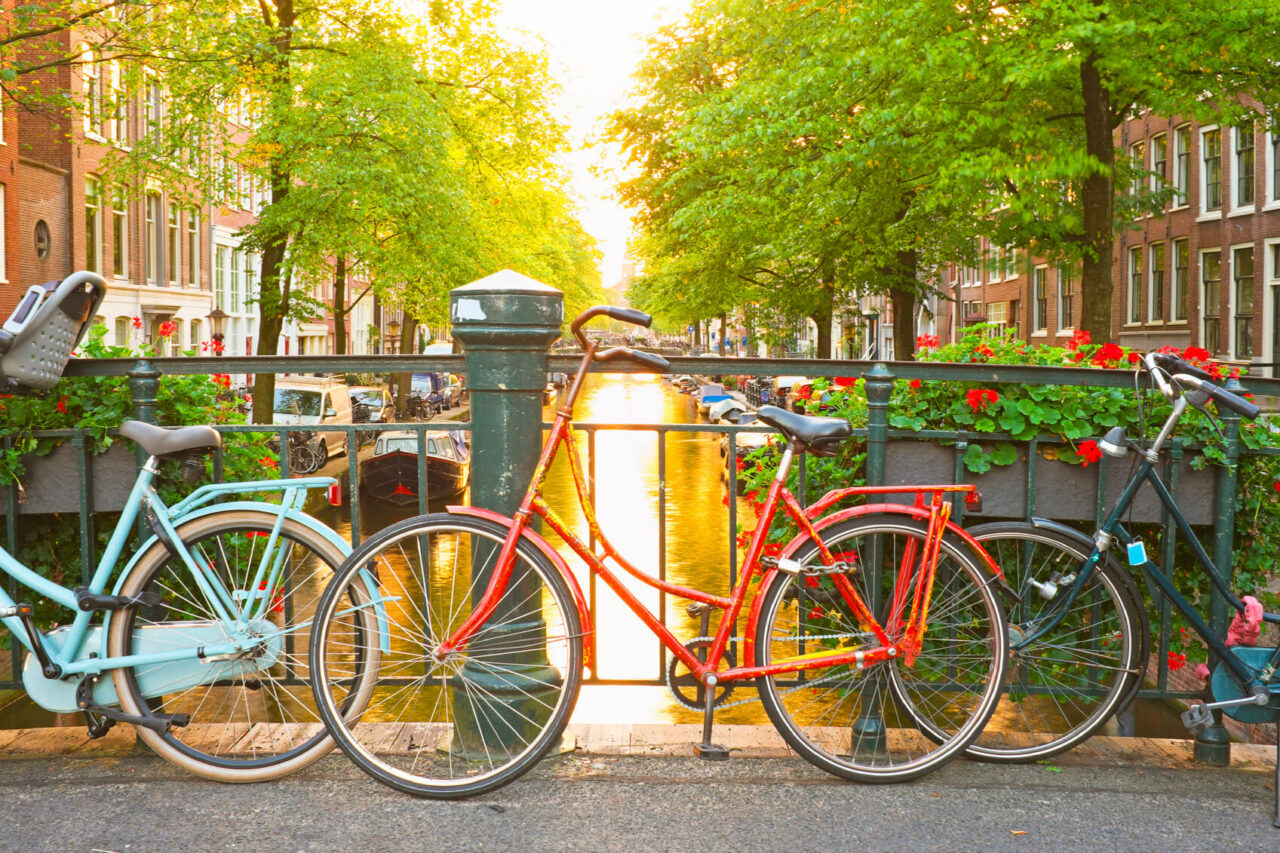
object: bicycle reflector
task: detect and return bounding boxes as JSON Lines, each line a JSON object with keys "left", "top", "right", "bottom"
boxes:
{"left": 964, "top": 490, "right": 983, "bottom": 513}
{"left": 327, "top": 482, "right": 342, "bottom": 506}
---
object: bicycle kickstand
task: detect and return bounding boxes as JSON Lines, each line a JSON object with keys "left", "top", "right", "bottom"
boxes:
{"left": 693, "top": 673, "right": 728, "bottom": 761}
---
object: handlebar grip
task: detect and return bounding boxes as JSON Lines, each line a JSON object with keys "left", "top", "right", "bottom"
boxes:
{"left": 596, "top": 347, "right": 670, "bottom": 372}
{"left": 602, "top": 307, "right": 653, "bottom": 328}
{"left": 1204, "top": 382, "right": 1260, "bottom": 420}
{"left": 1153, "top": 351, "right": 1213, "bottom": 383}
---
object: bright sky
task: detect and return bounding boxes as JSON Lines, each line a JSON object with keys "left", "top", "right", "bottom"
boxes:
{"left": 492, "top": 1, "right": 687, "bottom": 290}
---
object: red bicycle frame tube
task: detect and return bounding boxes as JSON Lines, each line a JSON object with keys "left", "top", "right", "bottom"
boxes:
{"left": 435, "top": 337, "right": 986, "bottom": 686}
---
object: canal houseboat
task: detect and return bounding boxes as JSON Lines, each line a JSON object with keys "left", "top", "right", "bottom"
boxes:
{"left": 359, "top": 429, "right": 470, "bottom": 505}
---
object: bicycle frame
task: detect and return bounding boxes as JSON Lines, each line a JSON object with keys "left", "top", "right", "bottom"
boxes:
{"left": 0, "top": 459, "right": 349, "bottom": 685}
{"left": 1022, "top": 396, "right": 1272, "bottom": 693}
{"left": 436, "top": 341, "right": 996, "bottom": 686}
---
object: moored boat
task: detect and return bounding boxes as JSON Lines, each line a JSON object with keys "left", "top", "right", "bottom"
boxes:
{"left": 359, "top": 429, "right": 470, "bottom": 505}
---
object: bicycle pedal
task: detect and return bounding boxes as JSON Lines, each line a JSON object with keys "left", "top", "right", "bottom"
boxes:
{"left": 694, "top": 742, "right": 730, "bottom": 761}
{"left": 1181, "top": 702, "right": 1214, "bottom": 734}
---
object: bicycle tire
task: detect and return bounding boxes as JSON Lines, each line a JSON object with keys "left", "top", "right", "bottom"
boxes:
{"left": 754, "top": 515, "right": 1007, "bottom": 783}
{"left": 958, "top": 521, "right": 1146, "bottom": 762}
{"left": 107, "top": 509, "right": 379, "bottom": 782}
{"left": 290, "top": 442, "right": 320, "bottom": 475}
{"left": 310, "top": 512, "right": 584, "bottom": 798}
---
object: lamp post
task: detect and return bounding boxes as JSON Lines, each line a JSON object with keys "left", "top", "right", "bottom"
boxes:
{"left": 862, "top": 308, "right": 880, "bottom": 360}
{"left": 208, "top": 306, "right": 227, "bottom": 356}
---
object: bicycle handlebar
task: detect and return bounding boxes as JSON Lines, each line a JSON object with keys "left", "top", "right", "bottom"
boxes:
{"left": 596, "top": 346, "right": 671, "bottom": 372}
{"left": 570, "top": 305, "right": 654, "bottom": 348}
{"left": 1143, "top": 352, "right": 1259, "bottom": 420}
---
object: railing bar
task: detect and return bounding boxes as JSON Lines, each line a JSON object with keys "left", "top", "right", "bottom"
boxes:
{"left": 658, "top": 424, "right": 668, "bottom": 681}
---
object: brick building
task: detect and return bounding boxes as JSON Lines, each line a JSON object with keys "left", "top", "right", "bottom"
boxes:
{"left": 941, "top": 108, "right": 1280, "bottom": 374}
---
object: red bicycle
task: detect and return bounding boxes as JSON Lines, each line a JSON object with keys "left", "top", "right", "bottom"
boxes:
{"left": 310, "top": 306, "right": 1010, "bottom": 797}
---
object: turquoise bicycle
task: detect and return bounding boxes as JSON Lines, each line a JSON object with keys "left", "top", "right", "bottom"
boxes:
{"left": 0, "top": 272, "right": 383, "bottom": 781}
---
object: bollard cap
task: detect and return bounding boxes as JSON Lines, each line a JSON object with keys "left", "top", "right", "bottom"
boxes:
{"left": 451, "top": 270, "right": 563, "bottom": 332}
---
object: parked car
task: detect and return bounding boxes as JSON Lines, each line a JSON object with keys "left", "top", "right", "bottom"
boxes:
{"left": 441, "top": 374, "right": 465, "bottom": 408}
{"left": 350, "top": 386, "right": 395, "bottom": 424}
{"left": 272, "top": 376, "right": 352, "bottom": 459}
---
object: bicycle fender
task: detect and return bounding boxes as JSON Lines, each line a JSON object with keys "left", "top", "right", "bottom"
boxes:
{"left": 447, "top": 505, "right": 596, "bottom": 673}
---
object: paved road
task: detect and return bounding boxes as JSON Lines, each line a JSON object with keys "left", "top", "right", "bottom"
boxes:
{"left": 4, "top": 750, "right": 1277, "bottom": 852}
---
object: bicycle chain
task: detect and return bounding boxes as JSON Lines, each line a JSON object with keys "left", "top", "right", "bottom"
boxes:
{"left": 664, "top": 634, "right": 876, "bottom": 711}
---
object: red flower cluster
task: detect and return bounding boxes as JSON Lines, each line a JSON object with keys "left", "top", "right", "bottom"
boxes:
{"left": 972, "top": 343, "right": 995, "bottom": 361}
{"left": 1168, "top": 651, "right": 1187, "bottom": 671}
{"left": 908, "top": 378, "right": 922, "bottom": 390}
{"left": 915, "top": 334, "right": 939, "bottom": 351}
{"left": 56, "top": 395, "right": 69, "bottom": 413}
{"left": 260, "top": 457, "right": 278, "bottom": 470}
{"left": 1066, "top": 329, "right": 1091, "bottom": 351}
{"left": 833, "top": 376, "right": 858, "bottom": 387}
{"left": 131, "top": 316, "right": 143, "bottom": 330}
{"left": 211, "top": 374, "right": 231, "bottom": 389}
{"left": 807, "top": 605, "right": 825, "bottom": 620}
{"left": 793, "top": 384, "right": 812, "bottom": 401}
{"left": 157, "top": 321, "right": 176, "bottom": 338}
{"left": 966, "top": 388, "right": 998, "bottom": 412}
{"left": 1077, "top": 439, "right": 1102, "bottom": 467}
{"left": 1090, "top": 342, "right": 1125, "bottom": 368}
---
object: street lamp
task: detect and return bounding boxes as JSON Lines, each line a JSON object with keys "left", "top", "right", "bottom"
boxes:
{"left": 208, "top": 306, "right": 228, "bottom": 356}
{"left": 862, "top": 308, "right": 880, "bottom": 360}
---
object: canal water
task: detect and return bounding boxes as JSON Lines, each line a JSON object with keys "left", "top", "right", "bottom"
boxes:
{"left": 0, "top": 371, "right": 1185, "bottom": 739}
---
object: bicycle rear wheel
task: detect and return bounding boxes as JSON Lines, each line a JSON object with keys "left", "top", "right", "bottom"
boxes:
{"left": 962, "top": 522, "right": 1145, "bottom": 762}
{"left": 754, "top": 516, "right": 1007, "bottom": 782}
{"left": 108, "top": 509, "right": 379, "bottom": 782}
{"left": 310, "top": 512, "right": 583, "bottom": 798}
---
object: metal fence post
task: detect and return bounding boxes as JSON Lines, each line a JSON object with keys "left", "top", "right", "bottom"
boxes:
{"left": 449, "top": 270, "right": 564, "bottom": 753}
{"left": 856, "top": 362, "right": 895, "bottom": 747}
{"left": 1194, "top": 374, "right": 1244, "bottom": 766}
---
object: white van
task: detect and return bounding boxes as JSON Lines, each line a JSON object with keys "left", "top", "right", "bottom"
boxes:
{"left": 272, "top": 376, "right": 352, "bottom": 459}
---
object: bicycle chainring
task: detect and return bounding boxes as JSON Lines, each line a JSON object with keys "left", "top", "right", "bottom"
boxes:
{"left": 666, "top": 639, "right": 737, "bottom": 710}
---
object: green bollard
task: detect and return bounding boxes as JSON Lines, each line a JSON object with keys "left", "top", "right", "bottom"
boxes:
{"left": 448, "top": 270, "right": 564, "bottom": 755}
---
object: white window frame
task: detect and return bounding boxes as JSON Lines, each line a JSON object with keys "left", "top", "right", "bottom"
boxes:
{"left": 1031, "top": 265, "right": 1048, "bottom": 335}
{"left": 1127, "top": 246, "right": 1143, "bottom": 325}
{"left": 80, "top": 44, "right": 104, "bottom": 139}
{"left": 85, "top": 177, "right": 102, "bottom": 275}
{"left": 986, "top": 300, "right": 1008, "bottom": 330}
{"left": 1173, "top": 124, "right": 1191, "bottom": 208}
{"left": 1150, "top": 132, "right": 1167, "bottom": 196}
{"left": 1230, "top": 243, "right": 1254, "bottom": 360}
{"left": 1056, "top": 265, "right": 1076, "bottom": 333}
{"left": 1148, "top": 242, "right": 1166, "bottom": 324}
{"left": 1004, "top": 246, "right": 1017, "bottom": 281}
{"left": 1265, "top": 238, "right": 1280, "bottom": 376}
{"left": 1172, "top": 238, "right": 1189, "bottom": 323}
{"left": 987, "top": 242, "right": 1000, "bottom": 284}
{"left": 167, "top": 204, "right": 179, "bottom": 286}
{"left": 1201, "top": 248, "right": 1223, "bottom": 354}
{"left": 1232, "top": 124, "right": 1256, "bottom": 213}
{"left": 1266, "top": 124, "right": 1280, "bottom": 209}
{"left": 0, "top": 184, "right": 7, "bottom": 282}
{"left": 1200, "top": 126, "right": 1222, "bottom": 218}
{"left": 111, "top": 189, "right": 128, "bottom": 280}
{"left": 187, "top": 209, "right": 199, "bottom": 288}
{"left": 1129, "top": 140, "right": 1146, "bottom": 197}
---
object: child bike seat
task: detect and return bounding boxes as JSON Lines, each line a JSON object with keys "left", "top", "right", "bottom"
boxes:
{"left": 0, "top": 271, "right": 107, "bottom": 395}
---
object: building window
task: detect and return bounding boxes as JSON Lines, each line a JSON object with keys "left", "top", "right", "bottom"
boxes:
{"left": 187, "top": 210, "right": 199, "bottom": 288}
{"left": 114, "top": 316, "right": 129, "bottom": 346}
{"left": 81, "top": 45, "right": 103, "bottom": 137}
{"left": 215, "top": 246, "right": 229, "bottom": 311}
{"left": 1057, "top": 266, "right": 1076, "bottom": 331}
{"left": 1271, "top": 124, "right": 1280, "bottom": 205}
{"left": 1174, "top": 125, "right": 1191, "bottom": 205}
{"left": 108, "top": 61, "right": 124, "bottom": 142}
{"left": 167, "top": 206, "right": 179, "bottom": 285}
{"left": 986, "top": 300, "right": 1008, "bottom": 330}
{"left": 144, "top": 79, "right": 163, "bottom": 143}
{"left": 231, "top": 249, "right": 242, "bottom": 312}
{"left": 85, "top": 178, "right": 101, "bottom": 273}
{"left": 0, "top": 185, "right": 7, "bottom": 281}
{"left": 111, "top": 189, "right": 127, "bottom": 279}
{"left": 1202, "top": 250, "right": 1222, "bottom": 353}
{"left": 1235, "top": 124, "right": 1255, "bottom": 208}
{"left": 1172, "top": 239, "right": 1189, "bottom": 322}
{"left": 189, "top": 319, "right": 201, "bottom": 351}
{"left": 1150, "top": 133, "right": 1167, "bottom": 194}
{"left": 1233, "top": 246, "right": 1254, "bottom": 358}
{"left": 1127, "top": 246, "right": 1143, "bottom": 324}
{"left": 1003, "top": 246, "right": 1017, "bottom": 280}
{"left": 1032, "top": 266, "right": 1047, "bottom": 332}
{"left": 145, "top": 193, "right": 161, "bottom": 285}
{"left": 1149, "top": 242, "right": 1166, "bottom": 323}
{"left": 1202, "top": 127, "right": 1222, "bottom": 212}
{"left": 987, "top": 242, "right": 1000, "bottom": 284}
{"left": 1129, "top": 140, "right": 1145, "bottom": 196}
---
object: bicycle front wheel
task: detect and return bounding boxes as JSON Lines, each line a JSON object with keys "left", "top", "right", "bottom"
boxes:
{"left": 310, "top": 512, "right": 583, "bottom": 798}
{"left": 108, "top": 509, "right": 378, "bottom": 782}
{"left": 754, "top": 516, "right": 1007, "bottom": 783}
{"left": 963, "top": 522, "right": 1145, "bottom": 762}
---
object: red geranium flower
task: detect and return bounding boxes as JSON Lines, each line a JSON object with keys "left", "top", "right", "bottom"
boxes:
{"left": 1182, "top": 346, "right": 1211, "bottom": 363}
{"left": 793, "top": 384, "right": 812, "bottom": 401}
{"left": 833, "top": 376, "right": 858, "bottom": 387}
{"left": 972, "top": 343, "right": 995, "bottom": 361}
{"left": 1168, "top": 651, "right": 1187, "bottom": 671}
{"left": 909, "top": 379, "right": 922, "bottom": 390}
{"left": 131, "top": 316, "right": 143, "bottom": 329}
{"left": 966, "top": 388, "right": 998, "bottom": 412}
{"left": 157, "top": 321, "right": 176, "bottom": 338}
{"left": 1127, "top": 352, "right": 1140, "bottom": 365}
{"left": 1078, "top": 440, "right": 1102, "bottom": 467}
{"left": 1067, "top": 329, "right": 1091, "bottom": 351}
{"left": 915, "top": 334, "right": 939, "bottom": 351}
{"left": 1091, "top": 342, "right": 1125, "bottom": 368}
{"left": 56, "top": 396, "right": 68, "bottom": 413}
{"left": 211, "top": 373, "right": 231, "bottom": 389}
{"left": 260, "top": 456, "right": 278, "bottom": 470}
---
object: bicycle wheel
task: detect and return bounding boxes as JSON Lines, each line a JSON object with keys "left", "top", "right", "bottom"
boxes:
{"left": 961, "top": 522, "right": 1145, "bottom": 762}
{"left": 310, "top": 512, "right": 583, "bottom": 798}
{"left": 754, "top": 516, "right": 1007, "bottom": 783}
{"left": 108, "top": 509, "right": 379, "bottom": 782}
{"left": 290, "top": 442, "right": 320, "bottom": 474}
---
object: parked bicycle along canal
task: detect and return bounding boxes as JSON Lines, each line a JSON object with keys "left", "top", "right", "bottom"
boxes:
{"left": 0, "top": 372, "right": 1184, "bottom": 739}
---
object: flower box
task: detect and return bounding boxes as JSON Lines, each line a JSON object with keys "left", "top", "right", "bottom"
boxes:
{"left": 883, "top": 440, "right": 1215, "bottom": 525}
{"left": 0, "top": 442, "right": 137, "bottom": 515}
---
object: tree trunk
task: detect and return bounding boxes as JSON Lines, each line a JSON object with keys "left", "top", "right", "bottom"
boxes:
{"left": 717, "top": 313, "right": 726, "bottom": 356}
{"left": 250, "top": 0, "right": 296, "bottom": 426}
{"left": 1079, "top": 54, "right": 1116, "bottom": 342}
{"left": 333, "top": 255, "right": 347, "bottom": 355}
{"left": 741, "top": 304, "right": 753, "bottom": 356}
{"left": 891, "top": 249, "right": 918, "bottom": 361}
{"left": 692, "top": 321, "right": 700, "bottom": 349}
{"left": 394, "top": 316, "right": 418, "bottom": 419}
